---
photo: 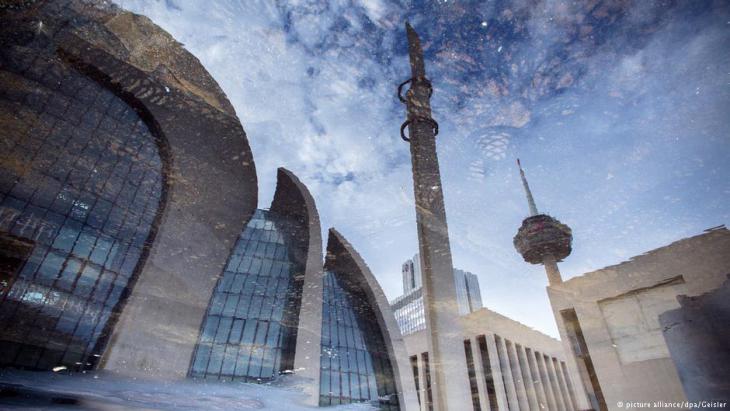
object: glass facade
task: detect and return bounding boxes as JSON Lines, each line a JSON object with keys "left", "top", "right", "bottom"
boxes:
{"left": 319, "top": 270, "right": 399, "bottom": 410}
{"left": 189, "top": 209, "right": 301, "bottom": 381}
{"left": 391, "top": 288, "right": 426, "bottom": 335}
{"left": 392, "top": 264, "right": 483, "bottom": 336}
{"left": 0, "top": 43, "right": 163, "bottom": 370}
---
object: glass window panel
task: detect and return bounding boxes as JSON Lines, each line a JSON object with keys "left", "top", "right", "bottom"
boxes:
{"left": 259, "top": 258, "right": 273, "bottom": 277}
{"left": 221, "top": 346, "right": 238, "bottom": 377}
{"left": 235, "top": 294, "right": 251, "bottom": 319}
{"left": 248, "top": 347, "right": 262, "bottom": 377}
{"left": 241, "top": 319, "right": 257, "bottom": 345}
{"left": 209, "top": 293, "right": 225, "bottom": 316}
{"left": 53, "top": 220, "right": 81, "bottom": 252}
{"left": 214, "top": 317, "right": 232, "bottom": 343}
{"left": 76, "top": 265, "right": 100, "bottom": 298}
{"left": 223, "top": 294, "right": 239, "bottom": 317}
{"left": 207, "top": 344, "right": 225, "bottom": 375}
{"left": 259, "top": 348, "right": 274, "bottom": 379}
{"left": 234, "top": 346, "right": 251, "bottom": 377}
{"left": 200, "top": 316, "right": 220, "bottom": 343}
{"left": 320, "top": 368, "right": 330, "bottom": 396}
{"left": 191, "top": 344, "right": 211, "bottom": 375}
{"left": 230, "top": 273, "right": 245, "bottom": 293}
{"left": 36, "top": 250, "right": 64, "bottom": 284}
{"left": 254, "top": 321, "right": 269, "bottom": 346}
{"left": 89, "top": 235, "right": 113, "bottom": 266}
{"left": 229, "top": 319, "right": 244, "bottom": 344}
{"left": 266, "top": 322, "right": 280, "bottom": 347}
{"left": 92, "top": 271, "right": 115, "bottom": 302}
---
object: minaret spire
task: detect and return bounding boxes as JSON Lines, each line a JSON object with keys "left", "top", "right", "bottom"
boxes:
{"left": 517, "top": 158, "right": 539, "bottom": 216}
{"left": 398, "top": 22, "right": 472, "bottom": 411}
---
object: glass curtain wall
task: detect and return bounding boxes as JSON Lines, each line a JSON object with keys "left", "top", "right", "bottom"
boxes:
{"left": 319, "top": 270, "right": 399, "bottom": 410}
{"left": 0, "top": 43, "right": 163, "bottom": 370}
{"left": 189, "top": 210, "right": 300, "bottom": 381}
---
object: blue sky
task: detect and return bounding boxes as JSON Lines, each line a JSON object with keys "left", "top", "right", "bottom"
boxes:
{"left": 114, "top": 0, "right": 730, "bottom": 337}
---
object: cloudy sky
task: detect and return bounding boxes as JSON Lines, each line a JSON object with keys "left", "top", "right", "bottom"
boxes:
{"left": 114, "top": 0, "right": 730, "bottom": 337}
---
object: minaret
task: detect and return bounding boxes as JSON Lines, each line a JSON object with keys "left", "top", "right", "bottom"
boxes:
{"left": 398, "top": 23, "right": 472, "bottom": 411}
{"left": 513, "top": 159, "right": 572, "bottom": 285}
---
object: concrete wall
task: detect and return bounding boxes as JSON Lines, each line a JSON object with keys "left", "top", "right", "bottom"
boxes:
{"left": 548, "top": 227, "right": 730, "bottom": 411}
{"left": 659, "top": 276, "right": 730, "bottom": 408}
{"left": 403, "top": 307, "right": 582, "bottom": 411}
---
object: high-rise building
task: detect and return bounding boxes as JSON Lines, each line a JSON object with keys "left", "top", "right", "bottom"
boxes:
{"left": 454, "top": 268, "right": 483, "bottom": 315}
{"left": 401, "top": 257, "right": 421, "bottom": 294}
{"left": 392, "top": 256, "right": 483, "bottom": 335}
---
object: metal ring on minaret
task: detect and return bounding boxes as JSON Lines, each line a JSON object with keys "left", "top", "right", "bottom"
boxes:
{"left": 397, "top": 77, "right": 433, "bottom": 103}
{"left": 397, "top": 79, "right": 412, "bottom": 103}
{"left": 400, "top": 116, "right": 439, "bottom": 142}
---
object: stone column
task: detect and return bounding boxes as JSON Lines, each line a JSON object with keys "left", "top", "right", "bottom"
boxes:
{"left": 536, "top": 352, "right": 558, "bottom": 410}
{"left": 506, "top": 340, "right": 530, "bottom": 409}
{"left": 526, "top": 347, "right": 550, "bottom": 410}
{"left": 517, "top": 344, "right": 540, "bottom": 410}
{"left": 471, "top": 337, "right": 492, "bottom": 411}
{"left": 496, "top": 337, "right": 520, "bottom": 410}
{"left": 545, "top": 354, "right": 567, "bottom": 410}
{"left": 486, "top": 334, "right": 510, "bottom": 410}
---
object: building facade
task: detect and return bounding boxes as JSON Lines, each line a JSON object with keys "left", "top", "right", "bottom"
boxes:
{"left": 393, "top": 256, "right": 483, "bottom": 335}
{"left": 0, "top": 3, "right": 419, "bottom": 410}
{"left": 404, "top": 307, "right": 582, "bottom": 411}
{"left": 0, "top": 0, "right": 257, "bottom": 374}
{"left": 548, "top": 227, "right": 730, "bottom": 411}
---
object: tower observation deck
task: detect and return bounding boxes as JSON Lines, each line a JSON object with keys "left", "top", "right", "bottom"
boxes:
{"left": 513, "top": 159, "right": 573, "bottom": 285}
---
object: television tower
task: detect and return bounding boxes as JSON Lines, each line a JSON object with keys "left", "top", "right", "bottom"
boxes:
{"left": 513, "top": 159, "right": 573, "bottom": 285}
{"left": 397, "top": 23, "right": 471, "bottom": 410}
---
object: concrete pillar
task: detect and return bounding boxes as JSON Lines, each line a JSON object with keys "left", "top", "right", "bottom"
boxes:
{"left": 517, "top": 345, "right": 539, "bottom": 410}
{"left": 553, "top": 357, "right": 574, "bottom": 411}
{"left": 560, "top": 360, "right": 580, "bottom": 410}
{"left": 401, "top": 23, "right": 471, "bottom": 411}
{"left": 495, "top": 336, "right": 520, "bottom": 410}
{"left": 506, "top": 340, "right": 530, "bottom": 410}
{"left": 471, "top": 337, "right": 491, "bottom": 411}
{"left": 486, "top": 334, "right": 510, "bottom": 410}
{"left": 526, "top": 348, "right": 550, "bottom": 411}
{"left": 543, "top": 254, "right": 562, "bottom": 286}
{"left": 545, "top": 355, "right": 566, "bottom": 411}
{"left": 536, "top": 352, "right": 558, "bottom": 411}
{"left": 417, "top": 353, "right": 428, "bottom": 411}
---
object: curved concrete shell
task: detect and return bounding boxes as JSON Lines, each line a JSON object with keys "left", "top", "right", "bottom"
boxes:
{"left": 270, "top": 168, "right": 325, "bottom": 403}
{"left": 324, "top": 229, "right": 419, "bottom": 411}
{"left": 0, "top": 0, "right": 257, "bottom": 378}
